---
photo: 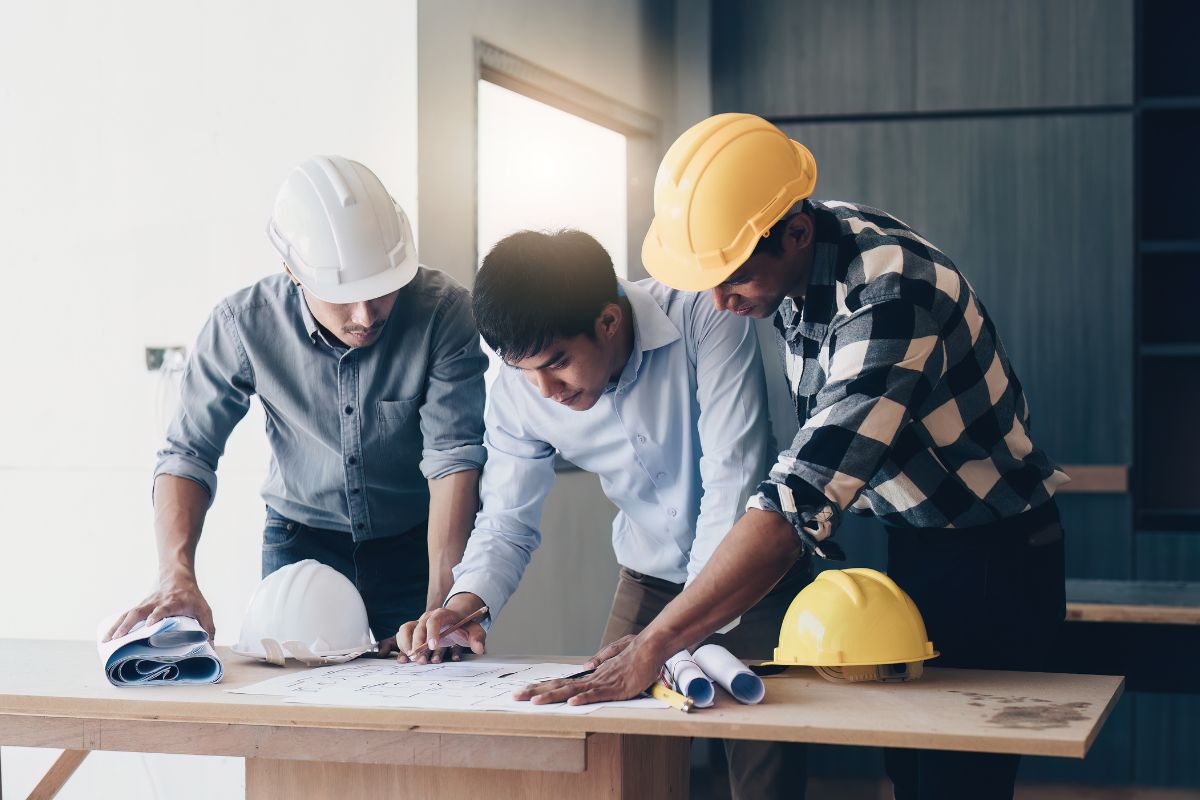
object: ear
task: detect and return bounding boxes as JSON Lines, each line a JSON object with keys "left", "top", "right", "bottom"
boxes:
{"left": 596, "top": 301, "right": 623, "bottom": 340}
{"left": 281, "top": 261, "right": 301, "bottom": 286}
{"left": 782, "top": 212, "right": 815, "bottom": 253}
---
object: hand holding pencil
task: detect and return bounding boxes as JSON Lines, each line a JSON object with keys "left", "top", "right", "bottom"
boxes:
{"left": 395, "top": 597, "right": 489, "bottom": 664}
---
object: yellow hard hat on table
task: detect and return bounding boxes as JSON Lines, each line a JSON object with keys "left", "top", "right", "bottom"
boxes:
{"left": 642, "top": 113, "right": 818, "bottom": 291}
{"left": 761, "top": 568, "right": 939, "bottom": 683}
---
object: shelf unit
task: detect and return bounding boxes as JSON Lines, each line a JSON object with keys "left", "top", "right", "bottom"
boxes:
{"left": 1134, "top": 0, "right": 1200, "bottom": 534}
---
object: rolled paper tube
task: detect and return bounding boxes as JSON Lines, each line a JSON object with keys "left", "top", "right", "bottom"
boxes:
{"left": 664, "top": 650, "right": 715, "bottom": 707}
{"left": 693, "top": 643, "right": 765, "bottom": 704}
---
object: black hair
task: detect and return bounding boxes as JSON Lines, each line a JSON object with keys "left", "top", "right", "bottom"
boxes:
{"left": 473, "top": 229, "right": 619, "bottom": 361}
{"left": 751, "top": 199, "right": 813, "bottom": 258}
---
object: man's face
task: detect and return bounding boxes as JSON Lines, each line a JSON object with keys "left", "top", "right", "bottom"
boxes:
{"left": 708, "top": 253, "right": 795, "bottom": 319}
{"left": 708, "top": 211, "right": 814, "bottom": 319}
{"left": 302, "top": 288, "right": 400, "bottom": 348}
{"left": 506, "top": 332, "right": 616, "bottom": 412}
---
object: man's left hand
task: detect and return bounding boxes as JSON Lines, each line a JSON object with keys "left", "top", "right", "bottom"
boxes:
{"left": 513, "top": 634, "right": 662, "bottom": 706}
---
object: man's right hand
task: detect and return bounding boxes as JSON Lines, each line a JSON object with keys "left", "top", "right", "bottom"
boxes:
{"left": 104, "top": 573, "right": 215, "bottom": 642}
{"left": 395, "top": 593, "right": 487, "bottom": 665}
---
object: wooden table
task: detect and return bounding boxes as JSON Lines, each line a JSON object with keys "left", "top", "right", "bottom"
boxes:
{"left": 0, "top": 640, "right": 1123, "bottom": 799}
{"left": 1059, "top": 579, "right": 1200, "bottom": 694}
{"left": 1066, "top": 579, "right": 1200, "bottom": 625}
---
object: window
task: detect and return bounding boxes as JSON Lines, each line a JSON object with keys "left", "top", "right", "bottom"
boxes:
{"left": 476, "top": 78, "right": 630, "bottom": 391}
{"left": 477, "top": 79, "right": 629, "bottom": 278}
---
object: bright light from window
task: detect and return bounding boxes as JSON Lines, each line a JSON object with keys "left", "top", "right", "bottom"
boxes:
{"left": 477, "top": 80, "right": 628, "bottom": 276}
{"left": 477, "top": 79, "right": 629, "bottom": 392}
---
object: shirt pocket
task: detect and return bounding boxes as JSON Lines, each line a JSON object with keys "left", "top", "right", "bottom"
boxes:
{"left": 375, "top": 398, "right": 424, "bottom": 455}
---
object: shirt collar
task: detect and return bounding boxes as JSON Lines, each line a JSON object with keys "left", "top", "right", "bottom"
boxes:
{"left": 806, "top": 199, "right": 840, "bottom": 296}
{"left": 613, "top": 278, "right": 682, "bottom": 390}
{"left": 775, "top": 200, "right": 839, "bottom": 343}
{"left": 295, "top": 284, "right": 348, "bottom": 351}
{"left": 622, "top": 279, "right": 681, "bottom": 352}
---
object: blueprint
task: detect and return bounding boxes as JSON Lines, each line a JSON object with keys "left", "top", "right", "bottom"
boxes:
{"left": 96, "top": 615, "right": 223, "bottom": 687}
{"left": 229, "top": 658, "right": 667, "bottom": 715}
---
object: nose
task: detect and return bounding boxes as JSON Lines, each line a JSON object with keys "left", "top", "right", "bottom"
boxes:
{"left": 349, "top": 302, "right": 375, "bottom": 328}
{"left": 530, "top": 370, "right": 557, "bottom": 399}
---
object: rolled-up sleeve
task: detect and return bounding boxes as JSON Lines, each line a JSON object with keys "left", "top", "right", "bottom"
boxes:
{"left": 749, "top": 298, "right": 944, "bottom": 558}
{"left": 153, "top": 303, "right": 255, "bottom": 505}
{"left": 418, "top": 289, "right": 488, "bottom": 479}
{"left": 448, "top": 374, "right": 556, "bottom": 619}
{"left": 685, "top": 297, "right": 771, "bottom": 584}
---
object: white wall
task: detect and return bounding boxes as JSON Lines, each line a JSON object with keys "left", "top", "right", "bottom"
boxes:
{"left": 0, "top": 1, "right": 417, "bottom": 796}
{"left": 0, "top": 1, "right": 720, "bottom": 795}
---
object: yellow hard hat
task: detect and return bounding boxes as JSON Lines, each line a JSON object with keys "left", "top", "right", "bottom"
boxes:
{"left": 642, "top": 113, "right": 818, "bottom": 292}
{"left": 763, "top": 568, "right": 938, "bottom": 669}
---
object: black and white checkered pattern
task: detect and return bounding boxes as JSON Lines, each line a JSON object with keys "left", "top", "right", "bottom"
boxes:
{"left": 749, "top": 200, "right": 1068, "bottom": 558}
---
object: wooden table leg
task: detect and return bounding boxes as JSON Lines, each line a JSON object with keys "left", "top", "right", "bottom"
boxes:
{"left": 25, "top": 750, "right": 88, "bottom": 800}
{"left": 245, "top": 733, "right": 689, "bottom": 799}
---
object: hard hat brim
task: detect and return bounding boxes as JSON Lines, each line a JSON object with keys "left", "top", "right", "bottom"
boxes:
{"left": 641, "top": 219, "right": 743, "bottom": 292}
{"left": 298, "top": 252, "right": 419, "bottom": 305}
{"left": 758, "top": 649, "right": 940, "bottom": 669}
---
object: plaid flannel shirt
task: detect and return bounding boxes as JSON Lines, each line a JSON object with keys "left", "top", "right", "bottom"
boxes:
{"left": 748, "top": 200, "right": 1068, "bottom": 559}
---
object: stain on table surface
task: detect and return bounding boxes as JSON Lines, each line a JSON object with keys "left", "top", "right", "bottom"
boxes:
{"left": 949, "top": 690, "right": 1092, "bottom": 730}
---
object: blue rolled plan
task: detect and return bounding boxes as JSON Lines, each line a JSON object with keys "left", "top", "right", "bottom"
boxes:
{"left": 97, "top": 615, "right": 224, "bottom": 686}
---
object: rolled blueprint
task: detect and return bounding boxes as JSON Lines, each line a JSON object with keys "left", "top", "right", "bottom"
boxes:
{"left": 97, "top": 614, "right": 223, "bottom": 686}
{"left": 693, "top": 644, "right": 765, "bottom": 704}
{"left": 664, "top": 650, "right": 714, "bottom": 707}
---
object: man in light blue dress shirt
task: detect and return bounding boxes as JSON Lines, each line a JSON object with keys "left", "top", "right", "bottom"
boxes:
{"left": 397, "top": 229, "right": 809, "bottom": 800}
{"left": 105, "top": 157, "right": 487, "bottom": 654}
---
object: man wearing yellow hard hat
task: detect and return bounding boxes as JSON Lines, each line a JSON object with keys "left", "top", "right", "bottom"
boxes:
{"left": 520, "top": 114, "right": 1069, "bottom": 800}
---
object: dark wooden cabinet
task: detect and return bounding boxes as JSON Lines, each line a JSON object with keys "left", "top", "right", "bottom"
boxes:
{"left": 711, "top": 0, "right": 1197, "bottom": 789}
{"left": 713, "top": 0, "right": 1132, "bottom": 117}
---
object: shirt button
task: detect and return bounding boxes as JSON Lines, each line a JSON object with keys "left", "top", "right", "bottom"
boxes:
{"left": 356, "top": 523, "right": 365, "bottom": 531}
{"left": 668, "top": 508, "right": 678, "bottom": 518}
{"left": 347, "top": 456, "right": 358, "bottom": 466}
{"left": 636, "top": 435, "right": 647, "bottom": 444}
{"left": 344, "top": 405, "right": 354, "bottom": 415}
{"left": 656, "top": 472, "right": 666, "bottom": 480}
{"left": 350, "top": 488, "right": 361, "bottom": 495}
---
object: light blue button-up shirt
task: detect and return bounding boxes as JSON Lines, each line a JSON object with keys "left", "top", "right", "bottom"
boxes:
{"left": 154, "top": 269, "right": 487, "bottom": 541}
{"left": 450, "top": 278, "right": 770, "bottom": 618}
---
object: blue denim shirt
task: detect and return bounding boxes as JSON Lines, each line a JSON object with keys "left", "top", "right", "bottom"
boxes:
{"left": 154, "top": 268, "right": 487, "bottom": 541}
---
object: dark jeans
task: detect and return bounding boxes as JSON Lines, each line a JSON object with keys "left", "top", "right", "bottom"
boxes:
{"left": 883, "top": 500, "right": 1067, "bottom": 800}
{"left": 602, "top": 558, "right": 813, "bottom": 800}
{"left": 262, "top": 507, "right": 430, "bottom": 641}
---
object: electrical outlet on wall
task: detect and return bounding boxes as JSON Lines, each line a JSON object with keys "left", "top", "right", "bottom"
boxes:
{"left": 145, "top": 346, "right": 187, "bottom": 371}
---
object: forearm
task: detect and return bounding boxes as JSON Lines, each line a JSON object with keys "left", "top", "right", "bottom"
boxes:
{"left": 640, "top": 508, "right": 803, "bottom": 661}
{"left": 426, "top": 469, "right": 480, "bottom": 609}
{"left": 152, "top": 474, "right": 210, "bottom": 582}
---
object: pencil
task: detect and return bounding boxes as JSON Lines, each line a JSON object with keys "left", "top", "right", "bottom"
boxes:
{"left": 405, "top": 606, "right": 489, "bottom": 659}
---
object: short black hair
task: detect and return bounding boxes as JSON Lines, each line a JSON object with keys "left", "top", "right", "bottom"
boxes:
{"left": 751, "top": 200, "right": 813, "bottom": 258}
{"left": 473, "top": 229, "right": 619, "bottom": 361}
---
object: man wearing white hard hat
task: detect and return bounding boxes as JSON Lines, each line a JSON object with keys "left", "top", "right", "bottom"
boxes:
{"left": 105, "top": 156, "right": 487, "bottom": 654}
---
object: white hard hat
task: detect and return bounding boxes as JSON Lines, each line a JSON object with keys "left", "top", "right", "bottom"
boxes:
{"left": 232, "top": 559, "right": 375, "bottom": 666}
{"left": 266, "top": 155, "right": 418, "bottom": 304}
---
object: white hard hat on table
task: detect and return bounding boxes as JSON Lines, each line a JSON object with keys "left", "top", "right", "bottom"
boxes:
{"left": 233, "top": 559, "right": 375, "bottom": 666}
